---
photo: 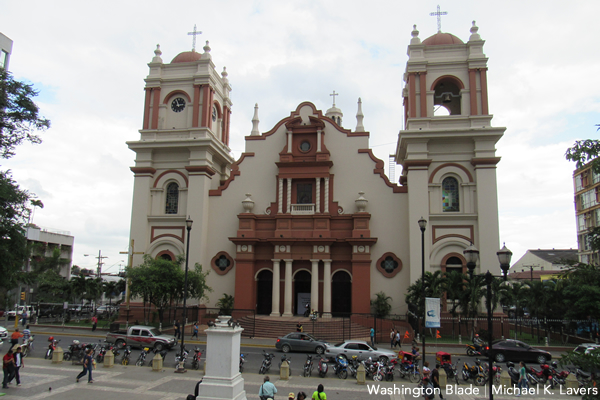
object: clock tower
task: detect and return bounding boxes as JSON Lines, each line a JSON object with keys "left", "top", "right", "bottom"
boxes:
{"left": 127, "top": 41, "right": 235, "bottom": 267}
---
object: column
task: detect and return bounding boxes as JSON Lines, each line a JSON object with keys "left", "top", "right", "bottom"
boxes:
{"left": 469, "top": 69, "right": 478, "bottom": 115}
{"left": 323, "top": 259, "right": 332, "bottom": 317}
{"left": 324, "top": 177, "right": 329, "bottom": 213}
{"left": 270, "top": 259, "right": 281, "bottom": 316}
{"left": 286, "top": 178, "right": 292, "bottom": 214}
{"left": 283, "top": 259, "right": 293, "bottom": 317}
{"left": 310, "top": 260, "right": 319, "bottom": 313}
{"left": 278, "top": 178, "right": 283, "bottom": 214}
{"left": 315, "top": 177, "right": 321, "bottom": 213}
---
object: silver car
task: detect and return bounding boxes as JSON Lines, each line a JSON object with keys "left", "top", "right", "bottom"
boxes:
{"left": 324, "top": 340, "right": 397, "bottom": 362}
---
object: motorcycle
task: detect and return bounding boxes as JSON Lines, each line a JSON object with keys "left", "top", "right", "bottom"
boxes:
{"left": 259, "top": 351, "right": 275, "bottom": 374}
{"left": 279, "top": 354, "right": 292, "bottom": 375}
{"left": 567, "top": 367, "right": 594, "bottom": 388}
{"left": 465, "top": 343, "right": 487, "bottom": 357}
{"left": 482, "top": 361, "right": 502, "bottom": 385}
{"left": 21, "top": 335, "right": 34, "bottom": 358}
{"left": 385, "top": 359, "right": 396, "bottom": 381}
{"left": 239, "top": 353, "right": 245, "bottom": 373}
{"left": 318, "top": 356, "right": 329, "bottom": 378}
{"left": 397, "top": 360, "right": 421, "bottom": 383}
{"left": 333, "top": 355, "right": 348, "bottom": 379}
{"left": 175, "top": 347, "right": 189, "bottom": 370}
{"left": 462, "top": 359, "right": 485, "bottom": 385}
{"left": 154, "top": 347, "right": 168, "bottom": 361}
{"left": 191, "top": 348, "right": 202, "bottom": 370}
{"left": 372, "top": 359, "right": 386, "bottom": 382}
{"left": 96, "top": 342, "right": 108, "bottom": 363}
{"left": 45, "top": 337, "right": 59, "bottom": 359}
{"left": 505, "top": 362, "right": 520, "bottom": 386}
{"left": 348, "top": 355, "right": 360, "bottom": 378}
{"left": 441, "top": 358, "right": 460, "bottom": 385}
{"left": 136, "top": 347, "right": 151, "bottom": 367}
{"left": 529, "top": 364, "right": 550, "bottom": 384}
{"left": 120, "top": 346, "right": 132, "bottom": 365}
{"left": 303, "top": 354, "right": 314, "bottom": 377}
{"left": 550, "top": 361, "right": 569, "bottom": 386}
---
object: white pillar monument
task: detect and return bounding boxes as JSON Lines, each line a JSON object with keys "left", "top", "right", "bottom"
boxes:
{"left": 196, "top": 316, "right": 247, "bottom": 400}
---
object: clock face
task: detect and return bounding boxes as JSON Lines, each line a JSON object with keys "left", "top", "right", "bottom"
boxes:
{"left": 171, "top": 98, "right": 186, "bottom": 112}
{"left": 212, "top": 105, "right": 218, "bottom": 122}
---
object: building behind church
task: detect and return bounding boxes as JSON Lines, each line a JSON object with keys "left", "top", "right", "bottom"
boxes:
{"left": 127, "top": 22, "right": 506, "bottom": 316}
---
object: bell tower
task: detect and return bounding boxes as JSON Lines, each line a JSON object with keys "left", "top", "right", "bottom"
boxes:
{"left": 396, "top": 22, "right": 506, "bottom": 282}
{"left": 127, "top": 40, "right": 235, "bottom": 270}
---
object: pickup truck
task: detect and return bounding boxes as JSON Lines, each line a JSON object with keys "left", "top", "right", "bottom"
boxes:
{"left": 7, "top": 305, "right": 37, "bottom": 320}
{"left": 105, "top": 325, "right": 177, "bottom": 351}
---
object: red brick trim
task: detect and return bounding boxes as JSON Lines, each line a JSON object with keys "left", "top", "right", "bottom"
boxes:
{"left": 471, "top": 157, "right": 501, "bottom": 166}
{"left": 376, "top": 252, "right": 403, "bottom": 278}
{"left": 440, "top": 252, "right": 467, "bottom": 274}
{"left": 211, "top": 251, "right": 235, "bottom": 275}
{"left": 429, "top": 163, "right": 474, "bottom": 183}
{"left": 151, "top": 226, "right": 185, "bottom": 243}
{"left": 432, "top": 225, "right": 474, "bottom": 244}
{"left": 162, "top": 89, "right": 192, "bottom": 104}
{"left": 156, "top": 250, "right": 176, "bottom": 261}
{"left": 403, "top": 159, "right": 432, "bottom": 168}
{"left": 358, "top": 149, "right": 407, "bottom": 193}
{"left": 153, "top": 169, "right": 189, "bottom": 188}
{"left": 430, "top": 75, "right": 465, "bottom": 91}
{"left": 185, "top": 166, "right": 216, "bottom": 176}
{"left": 209, "top": 153, "right": 255, "bottom": 196}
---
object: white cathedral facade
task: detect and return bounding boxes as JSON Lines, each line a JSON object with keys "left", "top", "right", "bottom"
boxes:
{"left": 126, "top": 22, "right": 505, "bottom": 316}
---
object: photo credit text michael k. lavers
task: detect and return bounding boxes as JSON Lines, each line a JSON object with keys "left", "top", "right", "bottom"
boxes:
{"left": 366, "top": 383, "right": 598, "bottom": 397}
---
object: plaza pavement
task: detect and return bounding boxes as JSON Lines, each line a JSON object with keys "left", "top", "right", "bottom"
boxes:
{"left": 0, "top": 356, "right": 582, "bottom": 400}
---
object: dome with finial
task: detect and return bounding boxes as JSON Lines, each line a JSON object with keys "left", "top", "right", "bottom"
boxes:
{"left": 422, "top": 32, "right": 463, "bottom": 46}
{"left": 171, "top": 49, "right": 202, "bottom": 63}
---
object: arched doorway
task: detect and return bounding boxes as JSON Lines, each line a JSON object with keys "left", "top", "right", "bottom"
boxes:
{"left": 256, "top": 270, "right": 272, "bottom": 315}
{"left": 294, "top": 270, "right": 311, "bottom": 315}
{"left": 331, "top": 270, "right": 352, "bottom": 316}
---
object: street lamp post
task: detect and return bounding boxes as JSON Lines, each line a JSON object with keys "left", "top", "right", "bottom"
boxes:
{"left": 180, "top": 217, "right": 194, "bottom": 357}
{"left": 418, "top": 217, "right": 427, "bottom": 371}
{"left": 463, "top": 243, "right": 513, "bottom": 400}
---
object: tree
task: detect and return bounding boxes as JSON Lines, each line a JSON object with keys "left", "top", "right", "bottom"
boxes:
{"left": 442, "top": 270, "right": 467, "bottom": 338}
{"left": 565, "top": 135, "right": 600, "bottom": 174}
{"left": 36, "top": 270, "right": 71, "bottom": 303}
{"left": 371, "top": 291, "right": 392, "bottom": 318}
{"left": 0, "top": 68, "right": 50, "bottom": 159}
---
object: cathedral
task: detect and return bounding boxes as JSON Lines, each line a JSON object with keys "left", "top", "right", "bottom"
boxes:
{"left": 126, "top": 22, "right": 505, "bottom": 316}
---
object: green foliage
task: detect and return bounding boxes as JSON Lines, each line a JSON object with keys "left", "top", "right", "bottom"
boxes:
{"left": 36, "top": 269, "right": 71, "bottom": 303}
{"left": 406, "top": 271, "right": 447, "bottom": 317}
{"left": 216, "top": 293, "right": 235, "bottom": 315}
{"left": 560, "top": 262, "right": 600, "bottom": 320}
{"left": 566, "top": 137, "right": 600, "bottom": 173}
{"left": 560, "top": 349, "right": 600, "bottom": 400}
{"left": 0, "top": 67, "right": 49, "bottom": 159}
{"left": 127, "top": 255, "right": 212, "bottom": 322}
{"left": 371, "top": 291, "right": 392, "bottom": 318}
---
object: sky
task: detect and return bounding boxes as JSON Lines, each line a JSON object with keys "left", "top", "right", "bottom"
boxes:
{"left": 1, "top": 0, "right": 599, "bottom": 274}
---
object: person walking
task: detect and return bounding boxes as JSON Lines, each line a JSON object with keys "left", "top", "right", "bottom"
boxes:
{"left": 395, "top": 330, "right": 401, "bottom": 349}
{"left": 10, "top": 347, "right": 23, "bottom": 386}
{"left": 76, "top": 349, "right": 94, "bottom": 383}
{"left": 312, "top": 383, "right": 327, "bottom": 400}
{"left": 517, "top": 361, "right": 528, "bottom": 396}
{"left": 258, "top": 375, "right": 277, "bottom": 400}
{"left": 296, "top": 392, "right": 307, "bottom": 400}
{"left": 191, "top": 322, "right": 199, "bottom": 339}
{"left": 370, "top": 327, "right": 375, "bottom": 347}
{"left": 22, "top": 325, "right": 31, "bottom": 344}
{"left": 10, "top": 329, "right": 22, "bottom": 348}
{"left": 21, "top": 310, "right": 27, "bottom": 327}
{"left": 390, "top": 329, "right": 395, "bottom": 348}
{"left": 431, "top": 364, "right": 444, "bottom": 399}
{"left": 174, "top": 320, "right": 181, "bottom": 340}
{"left": 2, "top": 350, "right": 15, "bottom": 389}
{"left": 91, "top": 315, "right": 98, "bottom": 332}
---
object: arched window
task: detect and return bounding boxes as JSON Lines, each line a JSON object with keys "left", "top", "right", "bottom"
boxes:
{"left": 165, "top": 182, "right": 179, "bottom": 214}
{"left": 442, "top": 177, "right": 459, "bottom": 212}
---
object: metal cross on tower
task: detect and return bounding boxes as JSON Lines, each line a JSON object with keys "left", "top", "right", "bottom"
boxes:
{"left": 430, "top": 5, "right": 448, "bottom": 33}
{"left": 188, "top": 24, "right": 202, "bottom": 51}
{"left": 330, "top": 90, "right": 339, "bottom": 107}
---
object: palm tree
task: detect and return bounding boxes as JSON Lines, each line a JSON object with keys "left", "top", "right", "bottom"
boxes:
{"left": 103, "top": 281, "right": 118, "bottom": 316}
{"left": 371, "top": 291, "right": 392, "bottom": 318}
{"left": 443, "top": 270, "right": 467, "bottom": 338}
{"left": 458, "top": 274, "right": 485, "bottom": 338}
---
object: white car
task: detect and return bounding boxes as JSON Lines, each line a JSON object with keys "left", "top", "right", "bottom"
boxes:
{"left": 0, "top": 326, "right": 8, "bottom": 339}
{"left": 324, "top": 340, "right": 397, "bottom": 362}
{"left": 574, "top": 343, "right": 600, "bottom": 354}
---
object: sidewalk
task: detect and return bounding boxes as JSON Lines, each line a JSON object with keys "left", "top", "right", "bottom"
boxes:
{"left": 0, "top": 357, "right": 580, "bottom": 400}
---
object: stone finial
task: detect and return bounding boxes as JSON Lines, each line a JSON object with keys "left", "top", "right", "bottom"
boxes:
{"left": 355, "top": 97, "right": 365, "bottom": 132}
{"left": 251, "top": 103, "right": 260, "bottom": 136}
{"left": 202, "top": 40, "right": 212, "bottom": 59}
{"left": 355, "top": 191, "right": 368, "bottom": 212}
{"left": 221, "top": 66, "right": 228, "bottom": 79}
{"left": 410, "top": 25, "right": 421, "bottom": 45}
{"left": 242, "top": 193, "right": 255, "bottom": 212}
{"left": 469, "top": 21, "right": 481, "bottom": 41}
{"left": 152, "top": 44, "right": 163, "bottom": 63}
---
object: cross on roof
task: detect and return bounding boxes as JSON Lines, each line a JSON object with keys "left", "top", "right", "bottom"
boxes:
{"left": 330, "top": 90, "right": 339, "bottom": 107}
{"left": 430, "top": 5, "right": 448, "bottom": 33}
{"left": 188, "top": 24, "right": 202, "bottom": 51}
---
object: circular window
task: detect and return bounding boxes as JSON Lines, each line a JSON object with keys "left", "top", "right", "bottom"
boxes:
{"left": 376, "top": 252, "right": 403, "bottom": 278}
{"left": 211, "top": 251, "right": 234, "bottom": 275}
{"left": 299, "top": 141, "right": 311, "bottom": 152}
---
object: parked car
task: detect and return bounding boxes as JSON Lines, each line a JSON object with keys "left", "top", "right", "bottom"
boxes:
{"left": 0, "top": 326, "right": 7, "bottom": 339}
{"left": 275, "top": 332, "right": 328, "bottom": 354}
{"left": 574, "top": 343, "right": 600, "bottom": 355}
{"left": 490, "top": 339, "right": 552, "bottom": 364}
{"left": 324, "top": 340, "right": 397, "bottom": 362}
{"left": 7, "top": 305, "right": 37, "bottom": 320}
{"left": 105, "top": 325, "right": 177, "bottom": 351}
{"left": 96, "top": 305, "right": 118, "bottom": 317}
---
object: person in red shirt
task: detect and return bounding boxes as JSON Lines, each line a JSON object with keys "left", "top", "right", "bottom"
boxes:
{"left": 91, "top": 315, "right": 98, "bottom": 332}
{"left": 2, "top": 349, "right": 15, "bottom": 389}
{"left": 10, "top": 329, "right": 22, "bottom": 347}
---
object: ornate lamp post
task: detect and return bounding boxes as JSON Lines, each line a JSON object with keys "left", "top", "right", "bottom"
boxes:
{"left": 418, "top": 217, "right": 427, "bottom": 371}
{"left": 180, "top": 217, "right": 193, "bottom": 357}
{"left": 463, "top": 243, "right": 513, "bottom": 400}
